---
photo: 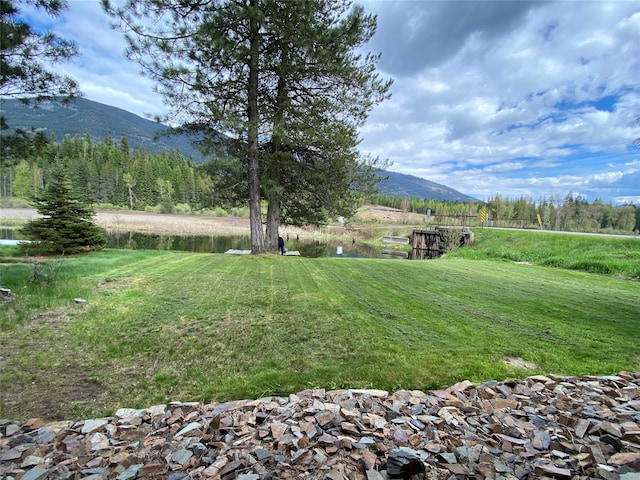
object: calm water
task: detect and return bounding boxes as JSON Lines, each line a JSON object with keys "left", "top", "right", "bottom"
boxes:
{"left": 1, "top": 228, "right": 417, "bottom": 258}
{"left": 105, "top": 231, "right": 406, "bottom": 259}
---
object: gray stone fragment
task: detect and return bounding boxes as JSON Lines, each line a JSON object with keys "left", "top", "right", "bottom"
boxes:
{"left": 82, "top": 419, "right": 108, "bottom": 434}
{"left": 366, "top": 470, "right": 385, "bottom": 480}
{"left": 323, "top": 470, "right": 346, "bottom": 480}
{"left": 386, "top": 448, "right": 425, "bottom": 479}
{"left": 20, "top": 469, "right": 50, "bottom": 480}
{"left": 116, "top": 464, "right": 143, "bottom": 480}
{"left": 171, "top": 448, "right": 193, "bottom": 466}
{"left": 191, "top": 442, "right": 207, "bottom": 456}
{"left": 5, "top": 423, "right": 20, "bottom": 437}
{"left": 21, "top": 455, "right": 45, "bottom": 467}
{"left": 254, "top": 448, "right": 272, "bottom": 461}
{"left": 175, "top": 421, "right": 201, "bottom": 437}
{"left": 619, "top": 474, "right": 640, "bottom": 480}
{"left": 167, "top": 474, "right": 189, "bottom": 480}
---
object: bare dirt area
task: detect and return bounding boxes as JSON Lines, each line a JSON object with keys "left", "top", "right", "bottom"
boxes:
{"left": 354, "top": 204, "right": 427, "bottom": 225}
{"left": 1, "top": 205, "right": 418, "bottom": 238}
{"left": 1, "top": 208, "right": 254, "bottom": 236}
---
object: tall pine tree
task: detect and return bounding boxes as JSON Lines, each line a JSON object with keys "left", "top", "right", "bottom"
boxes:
{"left": 104, "top": 0, "right": 391, "bottom": 253}
{"left": 260, "top": 1, "right": 391, "bottom": 249}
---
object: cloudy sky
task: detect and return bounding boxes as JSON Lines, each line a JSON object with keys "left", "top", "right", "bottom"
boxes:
{"left": 20, "top": 0, "right": 640, "bottom": 204}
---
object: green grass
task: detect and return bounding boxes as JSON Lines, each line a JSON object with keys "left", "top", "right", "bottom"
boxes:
{"left": 1, "top": 237, "right": 638, "bottom": 421}
{"left": 448, "top": 228, "right": 640, "bottom": 279}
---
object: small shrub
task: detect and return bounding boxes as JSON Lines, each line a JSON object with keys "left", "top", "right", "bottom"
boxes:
{"left": 173, "top": 203, "right": 192, "bottom": 214}
{"left": 231, "top": 207, "right": 250, "bottom": 218}
{"left": 0, "top": 197, "right": 31, "bottom": 208}
{"left": 439, "top": 228, "right": 462, "bottom": 254}
{"left": 144, "top": 204, "right": 165, "bottom": 214}
{"left": 213, "top": 207, "right": 229, "bottom": 217}
{"left": 96, "top": 203, "right": 129, "bottom": 211}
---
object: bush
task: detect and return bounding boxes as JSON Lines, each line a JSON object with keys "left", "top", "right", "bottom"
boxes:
{"left": 0, "top": 197, "right": 31, "bottom": 208}
{"left": 439, "top": 227, "right": 463, "bottom": 254}
{"left": 96, "top": 203, "right": 129, "bottom": 211}
{"left": 231, "top": 207, "right": 250, "bottom": 218}
{"left": 174, "top": 203, "right": 192, "bottom": 214}
{"left": 144, "top": 204, "right": 166, "bottom": 214}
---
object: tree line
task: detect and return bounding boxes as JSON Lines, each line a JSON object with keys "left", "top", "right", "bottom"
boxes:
{"left": 372, "top": 193, "right": 640, "bottom": 234}
{"left": 1, "top": 132, "right": 220, "bottom": 213}
{"left": 2, "top": 0, "right": 638, "bottom": 242}
{"left": 2, "top": 129, "right": 638, "bottom": 235}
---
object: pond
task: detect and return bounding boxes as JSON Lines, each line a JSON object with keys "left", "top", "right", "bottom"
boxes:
{"left": 0, "top": 226, "right": 413, "bottom": 258}
{"left": 105, "top": 231, "right": 408, "bottom": 259}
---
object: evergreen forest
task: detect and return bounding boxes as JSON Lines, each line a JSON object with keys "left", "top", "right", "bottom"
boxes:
{"left": 1, "top": 132, "right": 219, "bottom": 214}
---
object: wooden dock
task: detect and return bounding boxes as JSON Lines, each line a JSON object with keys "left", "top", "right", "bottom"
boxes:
{"left": 382, "top": 235, "right": 410, "bottom": 245}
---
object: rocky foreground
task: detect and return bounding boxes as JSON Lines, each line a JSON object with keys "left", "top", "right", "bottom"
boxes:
{"left": 1, "top": 373, "right": 639, "bottom": 480}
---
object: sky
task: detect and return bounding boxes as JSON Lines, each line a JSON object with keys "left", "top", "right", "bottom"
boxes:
{"left": 19, "top": 0, "right": 640, "bottom": 205}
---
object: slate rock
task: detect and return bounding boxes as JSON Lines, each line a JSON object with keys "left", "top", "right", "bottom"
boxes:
{"left": 386, "top": 448, "right": 426, "bottom": 478}
{"left": 1, "top": 372, "right": 639, "bottom": 480}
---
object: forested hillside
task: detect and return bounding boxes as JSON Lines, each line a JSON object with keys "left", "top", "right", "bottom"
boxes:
{"left": 375, "top": 170, "right": 474, "bottom": 202}
{"left": 1, "top": 98, "right": 205, "bottom": 161}
{"left": 2, "top": 133, "right": 216, "bottom": 213}
{"left": 2, "top": 98, "right": 477, "bottom": 202}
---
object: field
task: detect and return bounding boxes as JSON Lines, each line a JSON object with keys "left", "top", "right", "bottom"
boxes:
{"left": 0, "top": 207, "right": 639, "bottom": 421}
{"left": 0, "top": 207, "right": 259, "bottom": 236}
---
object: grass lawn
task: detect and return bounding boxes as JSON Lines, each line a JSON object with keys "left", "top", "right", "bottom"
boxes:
{"left": 1, "top": 238, "right": 638, "bottom": 420}
{"left": 449, "top": 228, "right": 640, "bottom": 279}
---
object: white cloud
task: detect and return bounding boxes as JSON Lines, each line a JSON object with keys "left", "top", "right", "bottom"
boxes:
{"left": 358, "top": 0, "right": 640, "bottom": 203}
{"left": 16, "top": 0, "right": 640, "bottom": 204}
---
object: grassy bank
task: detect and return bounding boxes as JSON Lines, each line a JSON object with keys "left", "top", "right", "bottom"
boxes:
{"left": 448, "top": 228, "right": 640, "bottom": 279}
{"left": 1, "top": 243, "right": 638, "bottom": 421}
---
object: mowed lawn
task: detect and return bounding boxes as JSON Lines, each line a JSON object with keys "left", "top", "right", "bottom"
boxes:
{"left": 1, "top": 247, "right": 639, "bottom": 420}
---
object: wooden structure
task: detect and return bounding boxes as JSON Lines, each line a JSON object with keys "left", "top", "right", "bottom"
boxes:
{"left": 382, "top": 235, "right": 410, "bottom": 245}
{"left": 411, "top": 227, "right": 474, "bottom": 259}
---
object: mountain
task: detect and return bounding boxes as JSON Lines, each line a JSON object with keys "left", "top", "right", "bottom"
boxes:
{"left": 1, "top": 97, "right": 204, "bottom": 161}
{"left": 375, "top": 170, "right": 476, "bottom": 202}
{"left": 2, "top": 97, "right": 475, "bottom": 201}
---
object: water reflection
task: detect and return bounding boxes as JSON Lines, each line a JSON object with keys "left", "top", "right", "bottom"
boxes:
{"left": 0, "top": 228, "right": 17, "bottom": 240}
{"left": 0, "top": 227, "right": 408, "bottom": 259}
{"left": 105, "top": 231, "right": 407, "bottom": 259}
{"left": 107, "top": 231, "right": 250, "bottom": 253}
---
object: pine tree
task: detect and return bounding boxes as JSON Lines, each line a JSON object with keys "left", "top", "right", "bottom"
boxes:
{"left": 104, "top": 0, "right": 390, "bottom": 253}
{"left": 20, "top": 165, "right": 106, "bottom": 254}
{"left": 0, "top": 0, "right": 79, "bottom": 102}
{"left": 260, "top": 1, "right": 391, "bottom": 249}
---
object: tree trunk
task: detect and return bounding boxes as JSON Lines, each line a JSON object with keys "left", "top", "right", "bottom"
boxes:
{"left": 265, "top": 37, "right": 288, "bottom": 252}
{"left": 247, "top": 0, "right": 265, "bottom": 254}
{"left": 265, "top": 200, "right": 281, "bottom": 251}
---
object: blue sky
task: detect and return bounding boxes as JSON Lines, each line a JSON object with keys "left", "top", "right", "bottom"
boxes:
{"left": 20, "top": 0, "right": 640, "bottom": 204}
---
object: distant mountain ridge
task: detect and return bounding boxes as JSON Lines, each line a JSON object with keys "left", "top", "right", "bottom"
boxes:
{"left": 375, "top": 171, "right": 475, "bottom": 202}
{"left": 1, "top": 97, "right": 203, "bottom": 160}
{"left": 1, "top": 97, "right": 475, "bottom": 202}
